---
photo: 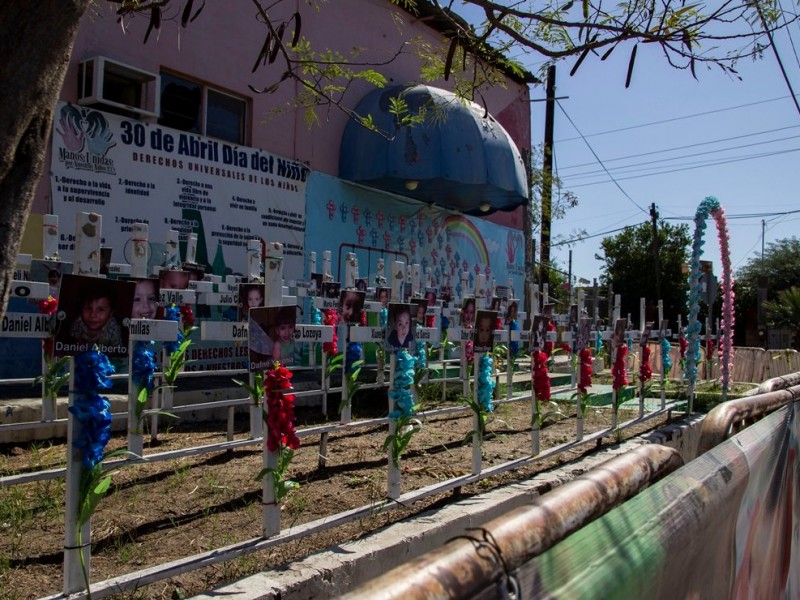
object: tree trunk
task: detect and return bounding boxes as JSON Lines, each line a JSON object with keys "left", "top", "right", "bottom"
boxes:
{"left": 0, "top": 1, "right": 90, "bottom": 322}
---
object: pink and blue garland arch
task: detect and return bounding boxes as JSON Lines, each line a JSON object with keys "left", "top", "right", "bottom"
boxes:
{"left": 685, "top": 196, "right": 735, "bottom": 406}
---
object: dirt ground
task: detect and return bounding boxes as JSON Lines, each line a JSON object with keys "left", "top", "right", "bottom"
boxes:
{"left": 0, "top": 383, "right": 671, "bottom": 600}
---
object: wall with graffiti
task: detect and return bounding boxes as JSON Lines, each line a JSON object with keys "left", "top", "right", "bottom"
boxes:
{"left": 305, "top": 173, "right": 525, "bottom": 295}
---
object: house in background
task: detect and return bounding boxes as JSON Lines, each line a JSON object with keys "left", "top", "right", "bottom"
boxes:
{"left": 7, "top": 0, "right": 536, "bottom": 374}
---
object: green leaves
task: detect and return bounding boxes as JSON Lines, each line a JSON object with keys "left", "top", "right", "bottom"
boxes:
{"left": 233, "top": 371, "right": 265, "bottom": 406}
{"left": 34, "top": 355, "right": 70, "bottom": 399}
{"left": 78, "top": 470, "right": 111, "bottom": 527}
{"left": 77, "top": 448, "right": 139, "bottom": 526}
{"left": 163, "top": 337, "right": 193, "bottom": 388}
{"left": 383, "top": 417, "right": 422, "bottom": 468}
{"left": 531, "top": 400, "right": 566, "bottom": 428}
{"left": 255, "top": 447, "right": 299, "bottom": 502}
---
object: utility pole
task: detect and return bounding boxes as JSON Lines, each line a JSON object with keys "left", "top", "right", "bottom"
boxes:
{"left": 539, "top": 65, "right": 556, "bottom": 287}
{"left": 650, "top": 203, "right": 661, "bottom": 306}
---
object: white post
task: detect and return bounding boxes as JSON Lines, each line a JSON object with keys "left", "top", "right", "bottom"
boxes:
{"left": 410, "top": 263, "right": 421, "bottom": 297}
{"left": 249, "top": 371, "right": 263, "bottom": 439}
{"left": 247, "top": 239, "right": 263, "bottom": 281}
{"left": 613, "top": 294, "right": 621, "bottom": 323}
{"left": 475, "top": 273, "right": 486, "bottom": 308}
{"left": 611, "top": 326, "right": 619, "bottom": 430}
{"left": 308, "top": 252, "right": 318, "bottom": 372}
{"left": 130, "top": 222, "right": 149, "bottom": 279}
{"left": 532, "top": 367, "right": 540, "bottom": 455}
{"left": 321, "top": 350, "right": 328, "bottom": 415}
{"left": 43, "top": 214, "right": 59, "bottom": 259}
{"left": 344, "top": 253, "right": 357, "bottom": 290}
{"left": 344, "top": 252, "right": 357, "bottom": 288}
{"left": 472, "top": 352, "right": 482, "bottom": 475}
{"left": 262, "top": 385, "right": 280, "bottom": 537}
{"left": 264, "top": 242, "right": 284, "bottom": 305}
{"left": 639, "top": 298, "right": 647, "bottom": 418}
{"left": 341, "top": 327, "right": 352, "bottom": 424}
{"left": 322, "top": 250, "right": 332, "bottom": 282}
{"left": 63, "top": 359, "right": 91, "bottom": 594}
{"left": 127, "top": 348, "right": 143, "bottom": 457}
{"left": 74, "top": 212, "right": 102, "bottom": 276}
{"left": 505, "top": 340, "right": 512, "bottom": 401}
{"left": 164, "top": 230, "right": 180, "bottom": 270}
{"left": 387, "top": 355, "right": 401, "bottom": 499}
{"left": 376, "top": 258, "right": 386, "bottom": 285}
{"left": 391, "top": 261, "right": 405, "bottom": 302}
{"left": 531, "top": 283, "right": 539, "bottom": 317}
{"left": 185, "top": 233, "right": 198, "bottom": 265}
{"left": 41, "top": 351, "right": 55, "bottom": 422}
{"left": 660, "top": 318, "right": 668, "bottom": 410}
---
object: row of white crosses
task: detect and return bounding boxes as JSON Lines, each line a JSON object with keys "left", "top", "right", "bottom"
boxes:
{"left": 62, "top": 213, "right": 267, "bottom": 592}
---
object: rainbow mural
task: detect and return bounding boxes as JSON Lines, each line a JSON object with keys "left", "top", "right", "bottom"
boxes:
{"left": 304, "top": 174, "right": 524, "bottom": 295}
{"left": 440, "top": 215, "right": 490, "bottom": 266}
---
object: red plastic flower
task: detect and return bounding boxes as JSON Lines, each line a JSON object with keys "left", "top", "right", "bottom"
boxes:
{"left": 558, "top": 342, "right": 571, "bottom": 354}
{"left": 37, "top": 295, "right": 58, "bottom": 316}
{"left": 463, "top": 321, "right": 475, "bottom": 363}
{"left": 544, "top": 321, "right": 556, "bottom": 356}
{"left": 532, "top": 350, "right": 551, "bottom": 401}
{"left": 323, "top": 309, "right": 339, "bottom": 356}
{"left": 264, "top": 364, "right": 299, "bottom": 452}
{"left": 679, "top": 335, "right": 688, "bottom": 360}
{"left": 180, "top": 304, "right": 195, "bottom": 329}
{"left": 425, "top": 315, "right": 435, "bottom": 328}
{"left": 639, "top": 345, "right": 652, "bottom": 382}
{"left": 612, "top": 345, "right": 628, "bottom": 391}
{"left": 578, "top": 347, "right": 593, "bottom": 394}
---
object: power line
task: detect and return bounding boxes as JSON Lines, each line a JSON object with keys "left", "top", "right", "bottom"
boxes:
{"left": 556, "top": 100, "right": 647, "bottom": 213}
{"left": 562, "top": 132, "right": 800, "bottom": 180}
{"left": 555, "top": 95, "right": 796, "bottom": 143}
{"left": 663, "top": 209, "right": 800, "bottom": 221}
{"left": 756, "top": 2, "right": 800, "bottom": 118}
{"left": 778, "top": 0, "right": 800, "bottom": 73}
{"left": 552, "top": 223, "right": 644, "bottom": 247}
{"left": 563, "top": 145, "right": 800, "bottom": 188}
{"left": 557, "top": 124, "right": 800, "bottom": 171}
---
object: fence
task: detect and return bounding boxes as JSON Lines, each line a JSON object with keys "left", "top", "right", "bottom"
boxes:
{"left": 2, "top": 342, "right": 680, "bottom": 599}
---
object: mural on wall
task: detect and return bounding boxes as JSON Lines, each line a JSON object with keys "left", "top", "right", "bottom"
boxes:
{"left": 305, "top": 173, "right": 525, "bottom": 297}
{"left": 50, "top": 102, "right": 309, "bottom": 279}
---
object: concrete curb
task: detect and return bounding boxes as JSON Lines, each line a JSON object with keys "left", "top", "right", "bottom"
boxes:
{"left": 190, "top": 414, "right": 703, "bottom": 600}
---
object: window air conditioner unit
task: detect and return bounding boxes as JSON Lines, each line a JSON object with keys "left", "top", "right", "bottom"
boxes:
{"left": 77, "top": 56, "right": 160, "bottom": 119}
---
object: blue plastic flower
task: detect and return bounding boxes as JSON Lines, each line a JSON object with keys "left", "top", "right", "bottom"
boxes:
{"left": 162, "top": 305, "right": 183, "bottom": 354}
{"left": 388, "top": 349, "right": 416, "bottom": 420}
{"left": 132, "top": 340, "right": 157, "bottom": 392}
{"left": 414, "top": 343, "right": 427, "bottom": 370}
{"left": 346, "top": 342, "right": 362, "bottom": 374}
{"left": 477, "top": 354, "right": 495, "bottom": 413}
{"left": 660, "top": 338, "right": 672, "bottom": 374}
{"left": 71, "top": 351, "right": 115, "bottom": 469}
{"left": 509, "top": 320, "right": 520, "bottom": 357}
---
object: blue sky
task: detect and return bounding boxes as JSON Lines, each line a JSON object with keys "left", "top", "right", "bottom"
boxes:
{"left": 524, "top": 33, "right": 800, "bottom": 285}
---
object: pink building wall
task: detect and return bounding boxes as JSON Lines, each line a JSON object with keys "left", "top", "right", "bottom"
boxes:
{"left": 35, "top": 0, "right": 532, "bottom": 228}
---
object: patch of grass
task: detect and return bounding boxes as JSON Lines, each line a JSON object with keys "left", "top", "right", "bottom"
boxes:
{"left": 283, "top": 493, "right": 308, "bottom": 520}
